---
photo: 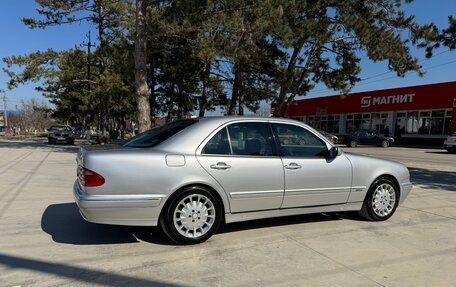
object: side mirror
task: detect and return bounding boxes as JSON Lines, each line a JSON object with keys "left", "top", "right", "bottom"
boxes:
{"left": 327, "top": 146, "right": 340, "bottom": 158}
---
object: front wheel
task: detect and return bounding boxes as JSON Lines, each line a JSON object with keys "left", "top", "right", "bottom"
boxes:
{"left": 160, "top": 186, "right": 222, "bottom": 244}
{"left": 359, "top": 177, "right": 399, "bottom": 221}
{"left": 447, "top": 147, "right": 456, "bottom": 154}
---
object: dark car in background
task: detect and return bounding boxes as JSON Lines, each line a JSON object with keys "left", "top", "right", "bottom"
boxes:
{"left": 47, "top": 125, "right": 75, "bottom": 145}
{"left": 347, "top": 130, "right": 394, "bottom": 148}
{"left": 317, "top": 129, "right": 339, "bottom": 143}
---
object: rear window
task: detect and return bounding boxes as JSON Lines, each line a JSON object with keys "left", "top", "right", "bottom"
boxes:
{"left": 124, "top": 120, "right": 198, "bottom": 148}
{"left": 50, "top": 126, "right": 71, "bottom": 131}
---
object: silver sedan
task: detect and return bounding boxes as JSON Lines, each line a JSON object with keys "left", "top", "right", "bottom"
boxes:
{"left": 74, "top": 117, "right": 412, "bottom": 244}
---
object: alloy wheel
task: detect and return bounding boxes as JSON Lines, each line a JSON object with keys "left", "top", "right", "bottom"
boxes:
{"left": 172, "top": 194, "right": 216, "bottom": 239}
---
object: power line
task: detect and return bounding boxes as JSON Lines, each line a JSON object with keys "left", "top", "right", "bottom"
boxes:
{"left": 305, "top": 49, "right": 454, "bottom": 97}
{"left": 360, "top": 49, "right": 450, "bottom": 82}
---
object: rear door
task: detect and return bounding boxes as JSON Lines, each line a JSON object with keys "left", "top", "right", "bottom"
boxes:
{"left": 196, "top": 121, "right": 284, "bottom": 213}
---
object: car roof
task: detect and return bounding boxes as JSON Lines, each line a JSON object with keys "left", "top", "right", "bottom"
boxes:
{"left": 159, "top": 116, "right": 327, "bottom": 153}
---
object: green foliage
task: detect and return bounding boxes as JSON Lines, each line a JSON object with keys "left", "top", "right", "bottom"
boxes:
{"left": 2, "top": 49, "right": 59, "bottom": 89}
{"left": 3, "top": 0, "right": 453, "bottom": 126}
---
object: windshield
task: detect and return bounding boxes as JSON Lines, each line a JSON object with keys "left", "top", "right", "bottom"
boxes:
{"left": 124, "top": 120, "right": 198, "bottom": 148}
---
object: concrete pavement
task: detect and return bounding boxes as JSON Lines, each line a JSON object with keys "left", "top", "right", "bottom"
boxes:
{"left": 0, "top": 139, "right": 455, "bottom": 286}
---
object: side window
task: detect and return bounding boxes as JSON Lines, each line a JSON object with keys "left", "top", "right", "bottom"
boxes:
{"left": 271, "top": 123, "right": 328, "bottom": 157}
{"left": 227, "top": 122, "right": 273, "bottom": 156}
{"left": 202, "top": 127, "right": 231, "bottom": 155}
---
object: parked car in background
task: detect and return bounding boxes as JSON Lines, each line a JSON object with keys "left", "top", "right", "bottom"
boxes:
{"left": 317, "top": 129, "right": 339, "bottom": 143}
{"left": 444, "top": 135, "right": 456, "bottom": 153}
{"left": 73, "top": 129, "right": 83, "bottom": 138}
{"left": 88, "top": 130, "right": 110, "bottom": 145}
{"left": 347, "top": 130, "right": 394, "bottom": 148}
{"left": 47, "top": 125, "right": 74, "bottom": 145}
{"left": 74, "top": 117, "right": 412, "bottom": 244}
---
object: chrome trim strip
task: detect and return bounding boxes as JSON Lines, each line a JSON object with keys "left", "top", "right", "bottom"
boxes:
{"left": 82, "top": 194, "right": 166, "bottom": 202}
{"left": 75, "top": 181, "right": 166, "bottom": 202}
{"left": 230, "top": 190, "right": 283, "bottom": 196}
{"left": 287, "top": 186, "right": 351, "bottom": 192}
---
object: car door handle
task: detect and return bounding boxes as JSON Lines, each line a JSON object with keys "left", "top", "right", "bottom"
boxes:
{"left": 210, "top": 162, "right": 231, "bottom": 170}
{"left": 285, "top": 162, "right": 302, "bottom": 169}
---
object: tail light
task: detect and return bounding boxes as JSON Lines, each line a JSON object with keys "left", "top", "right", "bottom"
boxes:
{"left": 81, "top": 167, "right": 105, "bottom": 187}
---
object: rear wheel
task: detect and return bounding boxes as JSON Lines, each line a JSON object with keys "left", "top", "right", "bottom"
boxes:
{"left": 160, "top": 186, "right": 222, "bottom": 244}
{"left": 447, "top": 147, "right": 456, "bottom": 154}
{"left": 381, "top": 140, "right": 390, "bottom": 148}
{"left": 359, "top": 177, "right": 399, "bottom": 221}
{"left": 347, "top": 140, "right": 357, "bottom": 147}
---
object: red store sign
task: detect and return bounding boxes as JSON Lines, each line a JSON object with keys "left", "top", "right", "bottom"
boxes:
{"left": 288, "top": 81, "right": 456, "bottom": 116}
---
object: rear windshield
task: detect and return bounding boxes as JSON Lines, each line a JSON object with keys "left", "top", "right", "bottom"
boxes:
{"left": 50, "top": 126, "right": 71, "bottom": 131}
{"left": 124, "top": 120, "right": 198, "bottom": 148}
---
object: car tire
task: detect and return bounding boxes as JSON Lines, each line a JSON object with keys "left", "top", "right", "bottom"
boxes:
{"left": 348, "top": 140, "right": 357, "bottom": 147}
{"left": 381, "top": 140, "right": 390, "bottom": 148}
{"left": 447, "top": 147, "right": 456, "bottom": 154}
{"left": 359, "top": 177, "right": 399, "bottom": 221}
{"left": 160, "top": 186, "right": 223, "bottom": 244}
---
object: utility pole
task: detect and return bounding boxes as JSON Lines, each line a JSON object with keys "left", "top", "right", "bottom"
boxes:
{"left": 82, "top": 31, "right": 94, "bottom": 94}
{"left": 2, "top": 94, "right": 7, "bottom": 129}
{"left": 81, "top": 31, "right": 95, "bottom": 129}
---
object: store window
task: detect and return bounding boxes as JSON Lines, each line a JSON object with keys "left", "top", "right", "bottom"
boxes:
{"left": 306, "top": 115, "right": 340, "bottom": 134}
{"left": 418, "top": 111, "right": 431, "bottom": 134}
{"left": 347, "top": 113, "right": 387, "bottom": 133}
{"left": 444, "top": 110, "right": 452, "bottom": 135}
{"left": 430, "top": 110, "right": 445, "bottom": 135}
{"left": 397, "top": 109, "right": 451, "bottom": 136}
{"left": 395, "top": 112, "right": 407, "bottom": 136}
{"left": 406, "top": 111, "right": 419, "bottom": 134}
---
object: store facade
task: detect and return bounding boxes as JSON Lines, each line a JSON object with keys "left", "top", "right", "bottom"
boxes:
{"left": 287, "top": 81, "right": 456, "bottom": 144}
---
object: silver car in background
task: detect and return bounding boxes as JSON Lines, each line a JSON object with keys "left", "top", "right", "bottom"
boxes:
{"left": 74, "top": 117, "right": 412, "bottom": 244}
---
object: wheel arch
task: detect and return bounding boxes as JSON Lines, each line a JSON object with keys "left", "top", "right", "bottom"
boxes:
{"left": 159, "top": 182, "right": 228, "bottom": 224}
{"left": 368, "top": 173, "right": 401, "bottom": 202}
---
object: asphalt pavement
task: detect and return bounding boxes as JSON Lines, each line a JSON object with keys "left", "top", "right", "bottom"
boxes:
{"left": 0, "top": 139, "right": 455, "bottom": 286}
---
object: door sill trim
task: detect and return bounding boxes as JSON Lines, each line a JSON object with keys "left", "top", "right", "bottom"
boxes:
{"left": 224, "top": 202, "right": 363, "bottom": 224}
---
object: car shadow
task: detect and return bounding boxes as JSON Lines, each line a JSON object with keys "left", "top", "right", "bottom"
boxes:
{"left": 41, "top": 203, "right": 172, "bottom": 245}
{"left": 219, "top": 212, "right": 351, "bottom": 234}
{"left": 42, "top": 203, "right": 358, "bottom": 246}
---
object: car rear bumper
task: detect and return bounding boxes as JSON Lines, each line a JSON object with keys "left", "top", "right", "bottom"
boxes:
{"left": 73, "top": 180, "right": 166, "bottom": 226}
{"left": 49, "top": 137, "right": 74, "bottom": 142}
{"left": 443, "top": 140, "right": 455, "bottom": 148}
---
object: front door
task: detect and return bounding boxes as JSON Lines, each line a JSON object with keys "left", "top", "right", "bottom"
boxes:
{"left": 270, "top": 123, "right": 352, "bottom": 208}
{"left": 197, "top": 121, "right": 284, "bottom": 213}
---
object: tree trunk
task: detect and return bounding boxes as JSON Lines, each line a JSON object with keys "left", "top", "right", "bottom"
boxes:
{"left": 273, "top": 41, "right": 304, "bottom": 117}
{"left": 134, "top": 0, "right": 151, "bottom": 133}
{"left": 228, "top": 65, "right": 241, "bottom": 115}
{"left": 149, "top": 60, "right": 156, "bottom": 125}
{"left": 238, "top": 73, "right": 244, "bottom": 115}
{"left": 166, "top": 85, "right": 174, "bottom": 122}
{"left": 199, "top": 62, "right": 211, "bottom": 117}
